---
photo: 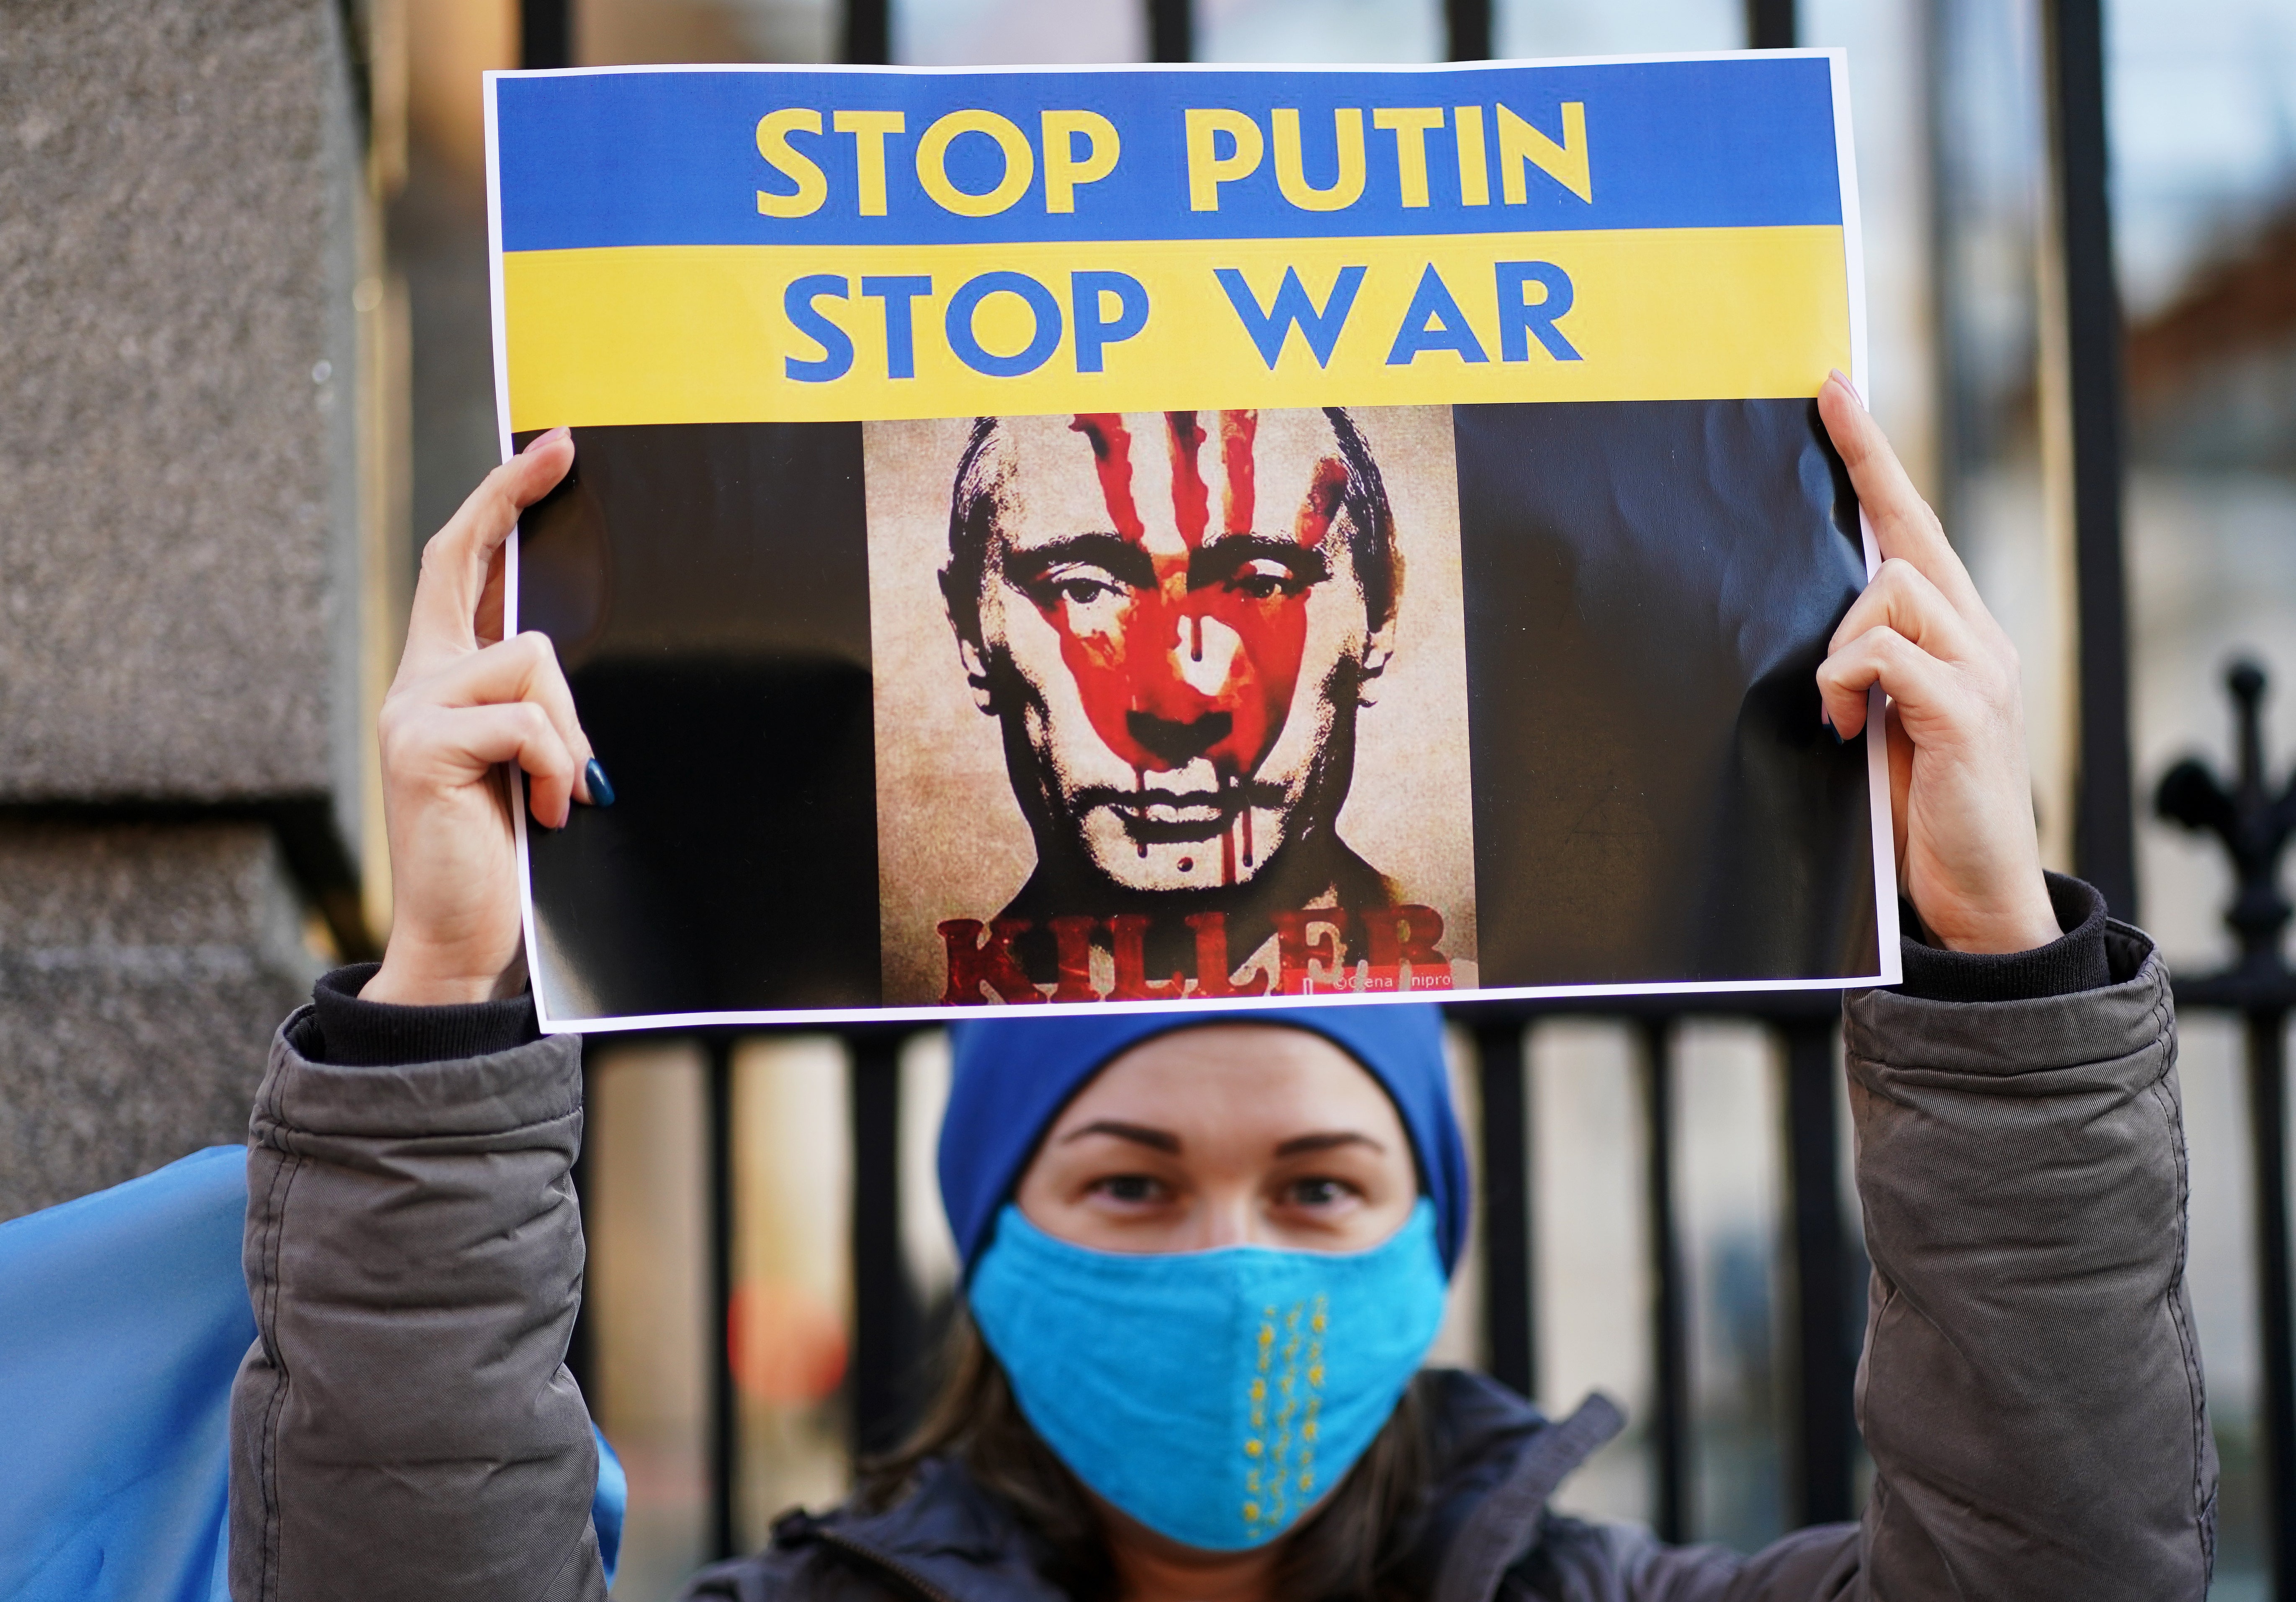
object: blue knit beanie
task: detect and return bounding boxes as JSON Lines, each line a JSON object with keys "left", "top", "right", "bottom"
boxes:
{"left": 937, "top": 1005, "right": 1469, "bottom": 1277}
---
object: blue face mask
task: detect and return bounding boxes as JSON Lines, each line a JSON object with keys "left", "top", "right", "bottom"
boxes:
{"left": 967, "top": 1199, "right": 1449, "bottom": 1551}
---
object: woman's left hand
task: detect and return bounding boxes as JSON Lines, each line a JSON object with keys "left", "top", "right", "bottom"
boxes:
{"left": 1814, "top": 371, "right": 2061, "bottom": 955}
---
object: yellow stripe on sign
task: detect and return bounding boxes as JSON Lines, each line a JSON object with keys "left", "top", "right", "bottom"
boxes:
{"left": 502, "top": 227, "right": 1848, "bottom": 429}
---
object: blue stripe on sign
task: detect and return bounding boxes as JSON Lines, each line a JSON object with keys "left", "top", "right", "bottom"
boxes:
{"left": 496, "top": 57, "right": 1840, "bottom": 252}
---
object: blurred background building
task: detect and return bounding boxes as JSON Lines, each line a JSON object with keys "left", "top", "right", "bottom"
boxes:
{"left": 5, "top": 0, "right": 2295, "bottom": 1596}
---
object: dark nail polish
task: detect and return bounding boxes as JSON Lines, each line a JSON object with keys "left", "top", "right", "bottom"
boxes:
{"left": 1830, "top": 723, "right": 1848, "bottom": 747}
{"left": 584, "top": 757, "right": 616, "bottom": 807}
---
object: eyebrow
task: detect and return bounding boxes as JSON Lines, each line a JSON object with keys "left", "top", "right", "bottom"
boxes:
{"left": 1272, "top": 1131, "right": 1385, "bottom": 1158}
{"left": 1190, "top": 536, "right": 1332, "bottom": 587}
{"left": 1002, "top": 533, "right": 1157, "bottom": 590}
{"left": 1060, "top": 1119, "right": 1182, "bottom": 1153}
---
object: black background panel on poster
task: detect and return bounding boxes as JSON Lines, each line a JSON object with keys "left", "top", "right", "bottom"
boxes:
{"left": 1455, "top": 399, "right": 1876, "bottom": 989}
{"left": 517, "top": 422, "right": 883, "bottom": 1017}
{"left": 516, "top": 403, "right": 1875, "bottom": 1019}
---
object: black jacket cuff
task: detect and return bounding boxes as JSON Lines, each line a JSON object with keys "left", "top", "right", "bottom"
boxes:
{"left": 308, "top": 963, "right": 542, "bottom": 1067}
{"left": 1896, "top": 872, "right": 2112, "bottom": 1003}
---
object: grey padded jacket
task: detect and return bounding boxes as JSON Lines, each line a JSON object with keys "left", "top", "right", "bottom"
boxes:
{"left": 229, "top": 918, "right": 2216, "bottom": 1602}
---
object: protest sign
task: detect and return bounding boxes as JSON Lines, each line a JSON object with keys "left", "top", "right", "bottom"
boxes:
{"left": 486, "top": 52, "right": 1897, "bottom": 1030}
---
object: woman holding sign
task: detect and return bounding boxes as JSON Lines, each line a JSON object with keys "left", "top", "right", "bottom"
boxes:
{"left": 227, "top": 375, "right": 2213, "bottom": 1599}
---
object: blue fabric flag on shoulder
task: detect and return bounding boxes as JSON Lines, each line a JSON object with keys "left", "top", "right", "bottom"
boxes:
{"left": 0, "top": 1146, "right": 251, "bottom": 1602}
{"left": 0, "top": 1145, "right": 623, "bottom": 1599}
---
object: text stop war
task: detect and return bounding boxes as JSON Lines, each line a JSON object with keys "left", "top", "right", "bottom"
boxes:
{"left": 782, "top": 258, "right": 1582, "bottom": 383}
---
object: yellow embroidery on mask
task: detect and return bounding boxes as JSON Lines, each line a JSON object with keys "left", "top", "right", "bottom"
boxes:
{"left": 1241, "top": 1294, "right": 1335, "bottom": 1538}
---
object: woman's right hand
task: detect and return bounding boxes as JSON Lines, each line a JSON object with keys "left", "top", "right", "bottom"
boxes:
{"left": 362, "top": 429, "right": 599, "bottom": 1007}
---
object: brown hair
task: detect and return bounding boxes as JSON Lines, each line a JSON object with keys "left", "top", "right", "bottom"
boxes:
{"left": 858, "top": 1309, "right": 1436, "bottom": 1602}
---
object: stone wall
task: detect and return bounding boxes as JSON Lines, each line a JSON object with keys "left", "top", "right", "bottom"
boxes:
{"left": 0, "top": 0, "right": 366, "bottom": 1218}
{"left": 0, "top": 822, "right": 319, "bottom": 1218}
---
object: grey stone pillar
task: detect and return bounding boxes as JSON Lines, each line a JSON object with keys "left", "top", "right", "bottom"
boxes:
{"left": 0, "top": 824, "right": 317, "bottom": 1218}
{"left": 0, "top": 0, "right": 372, "bottom": 1218}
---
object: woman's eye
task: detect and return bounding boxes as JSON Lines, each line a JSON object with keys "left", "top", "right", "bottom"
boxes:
{"left": 1285, "top": 1176, "right": 1355, "bottom": 1208}
{"left": 1091, "top": 1174, "right": 1164, "bottom": 1205}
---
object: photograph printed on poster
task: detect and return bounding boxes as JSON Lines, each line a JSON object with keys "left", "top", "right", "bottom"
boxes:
{"left": 865, "top": 406, "right": 1478, "bottom": 1007}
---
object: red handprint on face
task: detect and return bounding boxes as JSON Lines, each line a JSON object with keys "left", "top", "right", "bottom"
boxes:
{"left": 1039, "top": 411, "right": 1341, "bottom": 791}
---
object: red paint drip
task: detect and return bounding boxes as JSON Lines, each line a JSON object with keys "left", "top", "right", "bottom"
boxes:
{"left": 1070, "top": 414, "right": 1146, "bottom": 541}
{"left": 1165, "top": 412, "right": 1210, "bottom": 548}
{"left": 1219, "top": 410, "right": 1258, "bottom": 535}
{"left": 1294, "top": 455, "right": 1349, "bottom": 549}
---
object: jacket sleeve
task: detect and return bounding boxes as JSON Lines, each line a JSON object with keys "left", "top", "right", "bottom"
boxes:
{"left": 1834, "top": 918, "right": 2216, "bottom": 1599}
{"left": 229, "top": 1003, "right": 607, "bottom": 1602}
{"left": 1516, "top": 919, "right": 2214, "bottom": 1602}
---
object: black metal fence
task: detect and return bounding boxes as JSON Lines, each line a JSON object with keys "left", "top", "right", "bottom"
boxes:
{"left": 2160, "top": 663, "right": 2296, "bottom": 1592}
{"left": 522, "top": 0, "right": 2295, "bottom": 1589}
{"left": 578, "top": 827, "right": 2296, "bottom": 1591}
{"left": 572, "top": 995, "right": 1864, "bottom": 1559}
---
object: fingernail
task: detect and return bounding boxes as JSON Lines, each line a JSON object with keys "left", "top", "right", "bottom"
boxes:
{"left": 526, "top": 425, "right": 571, "bottom": 453}
{"left": 1830, "top": 723, "right": 1848, "bottom": 747}
{"left": 584, "top": 757, "right": 616, "bottom": 807}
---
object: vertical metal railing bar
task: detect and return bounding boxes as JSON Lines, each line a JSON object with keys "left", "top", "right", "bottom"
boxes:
{"left": 1640, "top": 1017, "right": 1691, "bottom": 1543}
{"left": 1743, "top": 0, "right": 1848, "bottom": 1542}
{"left": 2041, "top": 0, "right": 2138, "bottom": 919}
{"left": 1743, "top": 0, "right": 1795, "bottom": 52}
{"left": 1147, "top": 0, "right": 1192, "bottom": 64}
{"left": 845, "top": 0, "right": 891, "bottom": 65}
{"left": 1779, "top": 1012, "right": 1855, "bottom": 1526}
{"left": 850, "top": 1029, "right": 924, "bottom": 1456}
{"left": 519, "top": 0, "right": 571, "bottom": 69}
{"left": 706, "top": 1034, "right": 740, "bottom": 1560}
{"left": 1445, "top": 0, "right": 1491, "bottom": 63}
{"left": 1916, "top": 1, "right": 1963, "bottom": 548}
{"left": 1474, "top": 1021, "right": 1535, "bottom": 1397}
